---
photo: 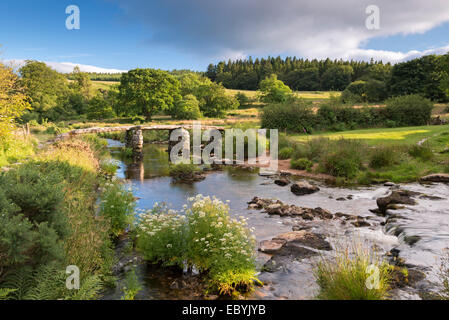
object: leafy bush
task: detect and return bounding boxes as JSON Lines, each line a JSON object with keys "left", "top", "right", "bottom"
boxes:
{"left": 235, "top": 92, "right": 251, "bottom": 108}
{"left": 278, "top": 147, "right": 294, "bottom": 160}
{"left": 169, "top": 163, "right": 201, "bottom": 181}
{"left": 385, "top": 95, "right": 434, "bottom": 126}
{"left": 408, "top": 144, "right": 434, "bottom": 161}
{"left": 341, "top": 80, "right": 388, "bottom": 103}
{"left": 315, "top": 244, "right": 392, "bottom": 300}
{"left": 290, "top": 158, "right": 313, "bottom": 170}
{"left": 99, "top": 181, "right": 135, "bottom": 237}
{"left": 261, "top": 98, "right": 315, "bottom": 132}
{"left": 195, "top": 82, "right": 239, "bottom": 118}
{"left": 0, "top": 138, "right": 117, "bottom": 299}
{"left": 258, "top": 74, "right": 292, "bottom": 103}
{"left": 86, "top": 95, "right": 116, "bottom": 120}
{"left": 136, "top": 196, "right": 258, "bottom": 295}
{"left": 318, "top": 139, "right": 365, "bottom": 178}
{"left": 170, "top": 94, "right": 202, "bottom": 120}
{"left": 369, "top": 146, "right": 399, "bottom": 169}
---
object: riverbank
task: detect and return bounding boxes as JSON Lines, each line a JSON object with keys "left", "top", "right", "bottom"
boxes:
{"left": 0, "top": 135, "right": 135, "bottom": 300}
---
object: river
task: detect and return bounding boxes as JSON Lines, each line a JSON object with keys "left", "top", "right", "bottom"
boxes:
{"left": 105, "top": 140, "right": 449, "bottom": 300}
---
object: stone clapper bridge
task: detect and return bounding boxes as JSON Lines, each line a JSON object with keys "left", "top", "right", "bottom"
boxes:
{"left": 53, "top": 124, "right": 226, "bottom": 160}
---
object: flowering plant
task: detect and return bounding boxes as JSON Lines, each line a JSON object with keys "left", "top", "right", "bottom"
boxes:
{"left": 135, "top": 195, "right": 258, "bottom": 295}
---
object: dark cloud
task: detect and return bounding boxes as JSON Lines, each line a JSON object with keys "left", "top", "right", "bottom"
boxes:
{"left": 111, "top": 0, "right": 449, "bottom": 62}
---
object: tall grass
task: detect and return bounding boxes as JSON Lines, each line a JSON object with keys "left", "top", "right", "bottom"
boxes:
{"left": 314, "top": 244, "right": 392, "bottom": 300}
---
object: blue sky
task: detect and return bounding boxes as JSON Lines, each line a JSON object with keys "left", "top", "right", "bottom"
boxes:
{"left": 1, "top": 0, "right": 449, "bottom": 73}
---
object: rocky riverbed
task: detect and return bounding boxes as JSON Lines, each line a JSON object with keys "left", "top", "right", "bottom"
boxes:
{"left": 105, "top": 141, "right": 449, "bottom": 300}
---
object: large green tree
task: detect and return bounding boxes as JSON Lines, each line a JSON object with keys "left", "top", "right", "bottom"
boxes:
{"left": 0, "top": 63, "right": 30, "bottom": 139}
{"left": 258, "top": 74, "right": 292, "bottom": 103}
{"left": 389, "top": 55, "right": 447, "bottom": 102}
{"left": 19, "top": 61, "right": 68, "bottom": 120}
{"left": 118, "top": 68, "right": 181, "bottom": 120}
{"left": 321, "top": 65, "right": 354, "bottom": 91}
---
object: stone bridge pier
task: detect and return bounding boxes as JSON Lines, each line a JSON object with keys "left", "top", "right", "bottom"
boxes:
{"left": 125, "top": 126, "right": 144, "bottom": 161}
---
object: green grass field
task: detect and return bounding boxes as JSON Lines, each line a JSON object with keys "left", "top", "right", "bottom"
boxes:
{"left": 291, "top": 125, "right": 449, "bottom": 146}
{"left": 224, "top": 88, "right": 341, "bottom": 101}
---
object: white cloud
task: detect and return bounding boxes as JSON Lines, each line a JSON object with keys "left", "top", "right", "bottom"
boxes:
{"left": 112, "top": 0, "right": 449, "bottom": 63}
{"left": 4, "top": 59, "right": 127, "bottom": 74}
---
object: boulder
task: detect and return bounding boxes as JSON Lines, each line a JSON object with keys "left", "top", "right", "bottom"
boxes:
{"left": 291, "top": 181, "right": 320, "bottom": 196}
{"left": 258, "top": 239, "right": 286, "bottom": 254}
{"left": 274, "top": 179, "right": 290, "bottom": 186}
{"left": 420, "top": 173, "right": 449, "bottom": 183}
{"left": 272, "top": 231, "right": 332, "bottom": 251}
{"left": 265, "top": 203, "right": 284, "bottom": 215}
{"left": 376, "top": 190, "right": 418, "bottom": 214}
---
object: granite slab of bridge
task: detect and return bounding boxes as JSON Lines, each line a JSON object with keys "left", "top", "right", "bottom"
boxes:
{"left": 53, "top": 125, "right": 225, "bottom": 160}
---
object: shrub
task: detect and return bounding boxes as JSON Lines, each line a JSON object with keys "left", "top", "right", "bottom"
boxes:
{"left": 258, "top": 74, "right": 292, "bottom": 103}
{"left": 169, "top": 163, "right": 201, "bottom": 180}
{"left": 318, "top": 139, "right": 365, "bottom": 178}
{"left": 408, "top": 144, "right": 434, "bottom": 161}
{"left": 100, "top": 159, "right": 119, "bottom": 175}
{"left": 86, "top": 95, "right": 115, "bottom": 120}
{"left": 99, "top": 181, "right": 135, "bottom": 237}
{"left": 369, "top": 146, "right": 399, "bottom": 169}
{"left": 385, "top": 95, "right": 433, "bottom": 126}
{"left": 341, "top": 80, "right": 388, "bottom": 103}
{"left": 279, "top": 147, "right": 294, "bottom": 160}
{"left": 291, "top": 158, "right": 313, "bottom": 170}
{"left": 235, "top": 92, "right": 251, "bottom": 107}
{"left": 315, "top": 244, "right": 392, "bottom": 300}
{"left": 170, "top": 94, "right": 202, "bottom": 120}
{"left": 261, "top": 98, "right": 315, "bottom": 132}
{"left": 121, "top": 269, "right": 142, "bottom": 300}
{"left": 0, "top": 138, "right": 116, "bottom": 299}
{"left": 136, "top": 196, "right": 258, "bottom": 295}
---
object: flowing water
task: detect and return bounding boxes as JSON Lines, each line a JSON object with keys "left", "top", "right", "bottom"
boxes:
{"left": 107, "top": 140, "right": 449, "bottom": 300}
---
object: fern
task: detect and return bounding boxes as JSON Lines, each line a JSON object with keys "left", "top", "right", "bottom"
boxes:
{"left": 67, "top": 275, "right": 103, "bottom": 300}
{"left": 24, "top": 264, "right": 66, "bottom": 300}
{"left": 0, "top": 266, "right": 35, "bottom": 300}
{"left": 0, "top": 288, "right": 17, "bottom": 300}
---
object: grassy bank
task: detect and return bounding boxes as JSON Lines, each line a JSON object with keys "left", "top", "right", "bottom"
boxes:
{"left": 0, "top": 136, "right": 135, "bottom": 300}
{"left": 281, "top": 125, "right": 449, "bottom": 185}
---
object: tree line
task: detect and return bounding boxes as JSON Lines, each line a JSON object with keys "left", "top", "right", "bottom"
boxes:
{"left": 206, "top": 54, "right": 449, "bottom": 102}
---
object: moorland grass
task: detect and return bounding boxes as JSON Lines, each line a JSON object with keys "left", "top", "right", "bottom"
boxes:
{"left": 315, "top": 244, "right": 392, "bottom": 300}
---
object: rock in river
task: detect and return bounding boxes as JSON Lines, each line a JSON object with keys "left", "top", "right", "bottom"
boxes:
{"left": 290, "top": 181, "right": 320, "bottom": 196}
{"left": 420, "top": 173, "right": 449, "bottom": 183}
{"left": 274, "top": 179, "right": 290, "bottom": 186}
{"left": 376, "top": 190, "right": 418, "bottom": 214}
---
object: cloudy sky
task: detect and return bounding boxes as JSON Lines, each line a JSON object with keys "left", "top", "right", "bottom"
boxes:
{"left": 1, "top": 0, "right": 449, "bottom": 73}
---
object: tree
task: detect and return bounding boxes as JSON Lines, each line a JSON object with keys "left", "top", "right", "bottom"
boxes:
{"left": 321, "top": 65, "right": 353, "bottom": 91}
{"left": 195, "top": 82, "right": 239, "bottom": 118}
{"left": 169, "top": 94, "right": 201, "bottom": 120}
{"left": 86, "top": 95, "right": 116, "bottom": 120}
{"left": 385, "top": 95, "right": 433, "bottom": 126}
{"left": 69, "top": 66, "right": 92, "bottom": 99}
{"left": 341, "top": 80, "right": 388, "bottom": 103}
{"left": 0, "top": 63, "right": 30, "bottom": 139}
{"left": 258, "top": 74, "right": 292, "bottom": 103}
{"left": 282, "top": 68, "right": 320, "bottom": 91}
{"left": 389, "top": 55, "right": 447, "bottom": 102}
{"left": 19, "top": 61, "right": 68, "bottom": 120}
{"left": 118, "top": 69, "right": 181, "bottom": 120}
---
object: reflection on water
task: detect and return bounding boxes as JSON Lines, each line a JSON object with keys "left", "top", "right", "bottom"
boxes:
{"left": 108, "top": 140, "right": 449, "bottom": 299}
